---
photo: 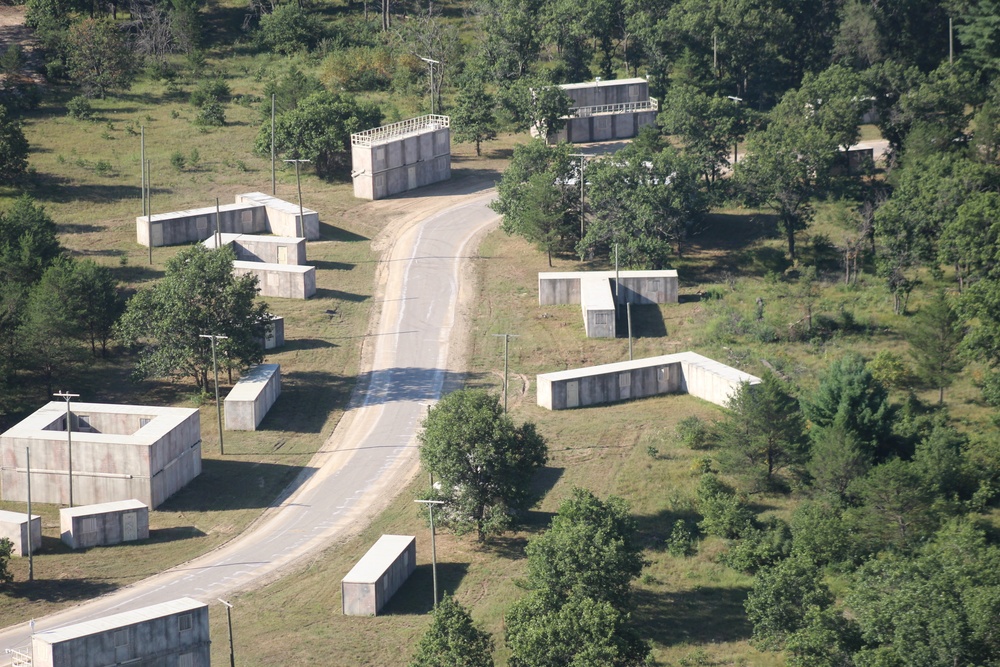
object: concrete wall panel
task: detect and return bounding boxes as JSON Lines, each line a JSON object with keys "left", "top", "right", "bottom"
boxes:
{"left": 232, "top": 262, "right": 316, "bottom": 299}
{"left": 0, "top": 511, "right": 41, "bottom": 557}
{"left": 225, "top": 364, "right": 281, "bottom": 431}
{"left": 60, "top": 501, "right": 149, "bottom": 549}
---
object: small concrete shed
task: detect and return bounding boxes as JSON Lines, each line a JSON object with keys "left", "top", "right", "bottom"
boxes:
{"left": 342, "top": 534, "right": 416, "bottom": 616}
{"left": 30, "top": 597, "right": 210, "bottom": 667}
{"left": 225, "top": 364, "right": 281, "bottom": 431}
{"left": 60, "top": 499, "right": 149, "bottom": 550}
{"left": 0, "top": 509, "right": 41, "bottom": 557}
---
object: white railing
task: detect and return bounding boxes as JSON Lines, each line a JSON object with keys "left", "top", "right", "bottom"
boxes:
{"left": 570, "top": 99, "right": 658, "bottom": 117}
{"left": 7, "top": 645, "right": 32, "bottom": 667}
{"left": 351, "top": 115, "right": 451, "bottom": 147}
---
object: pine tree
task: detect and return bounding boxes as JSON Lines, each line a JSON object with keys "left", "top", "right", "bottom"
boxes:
{"left": 909, "top": 290, "right": 964, "bottom": 404}
{"left": 451, "top": 78, "right": 498, "bottom": 157}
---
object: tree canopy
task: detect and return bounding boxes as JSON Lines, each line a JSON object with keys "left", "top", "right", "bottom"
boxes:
{"left": 409, "top": 594, "right": 495, "bottom": 667}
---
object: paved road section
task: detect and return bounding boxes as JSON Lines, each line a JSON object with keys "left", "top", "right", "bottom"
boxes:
{"left": 0, "top": 190, "right": 499, "bottom": 660}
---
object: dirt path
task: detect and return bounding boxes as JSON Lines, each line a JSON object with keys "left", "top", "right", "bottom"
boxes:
{"left": 0, "top": 6, "right": 44, "bottom": 86}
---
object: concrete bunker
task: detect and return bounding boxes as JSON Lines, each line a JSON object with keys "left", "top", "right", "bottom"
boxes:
{"left": 342, "top": 534, "right": 417, "bottom": 616}
{"left": 537, "top": 351, "right": 761, "bottom": 410}
{"left": 539, "top": 270, "right": 679, "bottom": 338}
{"left": 0, "top": 402, "right": 202, "bottom": 509}
{"left": 203, "top": 233, "right": 316, "bottom": 300}
{"left": 225, "top": 363, "right": 281, "bottom": 431}
{"left": 531, "top": 78, "right": 658, "bottom": 144}
{"left": 28, "top": 597, "right": 210, "bottom": 667}
{"left": 0, "top": 509, "right": 41, "bottom": 557}
{"left": 351, "top": 115, "right": 451, "bottom": 200}
{"left": 60, "top": 499, "right": 150, "bottom": 549}
{"left": 136, "top": 192, "right": 319, "bottom": 247}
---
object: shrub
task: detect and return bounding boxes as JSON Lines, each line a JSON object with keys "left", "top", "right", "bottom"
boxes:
{"left": 256, "top": 4, "right": 324, "bottom": 55}
{"left": 676, "top": 415, "right": 712, "bottom": 450}
{"left": 720, "top": 518, "right": 792, "bottom": 573}
{"left": 170, "top": 151, "right": 186, "bottom": 170}
{"left": 320, "top": 46, "right": 394, "bottom": 91}
{"left": 190, "top": 78, "right": 230, "bottom": 108}
{"left": 66, "top": 95, "right": 94, "bottom": 120}
{"left": 667, "top": 519, "right": 695, "bottom": 557}
{"left": 696, "top": 474, "right": 754, "bottom": 539}
{"left": 195, "top": 100, "right": 225, "bottom": 126}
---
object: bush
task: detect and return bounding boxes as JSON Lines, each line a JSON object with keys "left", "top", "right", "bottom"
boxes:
{"left": 195, "top": 100, "right": 225, "bottom": 127}
{"left": 696, "top": 474, "right": 754, "bottom": 539}
{"left": 66, "top": 96, "right": 94, "bottom": 120}
{"left": 720, "top": 518, "right": 792, "bottom": 573}
{"left": 256, "top": 4, "right": 324, "bottom": 55}
{"left": 0, "top": 44, "right": 23, "bottom": 76}
{"left": 320, "top": 46, "right": 394, "bottom": 91}
{"left": 676, "top": 415, "right": 712, "bottom": 450}
{"left": 170, "top": 151, "right": 186, "bottom": 170}
{"left": 666, "top": 519, "right": 695, "bottom": 557}
{"left": 190, "top": 78, "right": 230, "bottom": 108}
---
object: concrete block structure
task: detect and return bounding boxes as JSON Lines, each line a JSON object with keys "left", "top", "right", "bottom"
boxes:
{"left": 60, "top": 499, "right": 149, "bottom": 550}
{"left": 204, "top": 234, "right": 316, "bottom": 299}
{"left": 537, "top": 351, "right": 761, "bottom": 410}
{"left": 351, "top": 115, "right": 451, "bottom": 200}
{"left": 29, "top": 597, "right": 210, "bottom": 667}
{"left": 0, "top": 402, "right": 202, "bottom": 509}
{"left": 137, "top": 193, "right": 319, "bottom": 247}
{"left": 260, "top": 315, "right": 285, "bottom": 350}
{"left": 342, "top": 534, "right": 416, "bottom": 616}
{"left": 0, "top": 510, "right": 41, "bottom": 557}
{"left": 532, "top": 78, "right": 658, "bottom": 144}
{"left": 539, "top": 270, "right": 679, "bottom": 338}
{"left": 225, "top": 363, "right": 281, "bottom": 431}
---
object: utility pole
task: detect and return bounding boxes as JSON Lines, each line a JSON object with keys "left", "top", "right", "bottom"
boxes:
{"left": 414, "top": 499, "right": 445, "bottom": 609}
{"left": 199, "top": 334, "right": 228, "bottom": 455}
{"left": 218, "top": 598, "right": 236, "bottom": 667}
{"left": 949, "top": 17, "right": 954, "bottom": 65}
{"left": 215, "top": 197, "right": 222, "bottom": 248}
{"left": 569, "top": 154, "right": 588, "bottom": 240}
{"left": 147, "top": 159, "right": 152, "bottom": 265}
{"left": 614, "top": 243, "right": 620, "bottom": 305}
{"left": 491, "top": 333, "right": 520, "bottom": 413}
{"left": 140, "top": 126, "right": 146, "bottom": 216}
{"left": 271, "top": 94, "right": 276, "bottom": 196}
{"left": 627, "top": 302, "right": 633, "bottom": 360}
{"left": 26, "top": 446, "right": 32, "bottom": 582}
{"left": 282, "top": 159, "right": 311, "bottom": 239}
{"left": 418, "top": 56, "right": 440, "bottom": 115}
{"left": 53, "top": 391, "right": 79, "bottom": 507}
{"left": 727, "top": 96, "right": 743, "bottom": 164}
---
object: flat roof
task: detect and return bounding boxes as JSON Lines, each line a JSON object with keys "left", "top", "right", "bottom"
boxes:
{"left": 537, "top": 351, "right": 761, "bottom": 385}
{"left": 233, "top": 261, "right": 314, "bottom": 274}
{"left": 137, "top": 202, "right": 260, "bottom": 223}
{"left": 33, "top": 598, "right": 206, "bottom": 645}
{"left": 238, "top": 192, "right": 318, "bottom": 217}
{"left": 558, "top": 77, "right": 647, "bottom": 90}
{"left": 0, "top": 509, "right": 39, "bottom": 523}
{"left": 581, "top": 274, "right": 614, "bottom": 311}
{"left": 225, "top": 364, "right": 279, "bottom": 403}
{"left": 343, "top": 535, "right": 415, "bottom": 584}
{"left": 0, "top": 402, "right": 198, "bottom": 447}
{"left": 203, "top": 233, "right": 304, "bottom": 251}
{"left": 351, "top": 115, "right": 450, "bottom": 147}
{"left": 61, "top": 499, "right": 148, "bottom": 519}
{"left": 539, "top": 270, "right": 678, "bottom": 281}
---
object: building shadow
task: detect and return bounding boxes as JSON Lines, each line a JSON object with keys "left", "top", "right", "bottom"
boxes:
{"left": 256, "top": 369, "right": 355, "bottom": 434}
{"left": 5, "top": 577, "right": 118, "bottom": 603}
{"left": 347, "top": 367, "right": 468, "bottom": 407}
{"left": 321, "top": 225, "right": 368, "bottom": 243}
{"left": 160, "top": 459, "right": 317, "bottom": 512}
{"left": 310, "top": 259, "right": 355, "bottom": 272}
{"left": 146, "top": 526, "right": 207, "bottom": 544}
{"left": 382, "top": 562, "right": 470, "bottom": 615}
{"left": 633, "top": 508, "right": 703, "bottom": 552}
{"left": 313, "top": 288, "right": 370, "bottom": 302}
{"left": 633, "top": 585, "right": 752, "bottom": 646}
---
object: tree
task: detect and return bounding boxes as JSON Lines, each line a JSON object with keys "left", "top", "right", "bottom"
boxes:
{"left": 581, "top": 144, "right": 706, "bottom": 267}
{"left": 254, "top": 91, "right": 382, "bottom": 180}
{"left": 908, "top": 291, "right": 964, "bottom": 404}
{"left": 255, "top": 4, "right": 324, "bottom": 55}
{"left": 114, "top": 245, "right": 271, "bottom": 390}
{"left": 505, "top": 593, "right": 649, "bottom": 667}
{"left": 418, "top": 389, "right": 547, "bottom": 541}
{"left": 474, "top": 0, "right": 544, "bottom": 82}
{"left": 450, "top": 78, "right": 497, "bottom": 157}
{"left": 961, "top": 277, "right": 1000, "bottom": 371}
{"left": 528, "top": 83, "right": 571, "bottom": 143}
{"left": 807, "top": 421, "right": 872, "bottom": 499}
{"left": 0, "top": 538, "right": 12, "bottom": 585}
{"left": 0, "top": 107, "right": 28, "bottom": 185}
{"left": 409, "top": 594, "right": 494, "bottom": 667}
{"left": 492, "top": 140, "right": 578, "bottom": 263}
{"left": 784, "top": 605, "right": 862, "bottom": 667}
{"left": 846, "top": 458, "right": 938, "bottom": 549}
{"left": 66, "top": 19, "right": 138, "bottom": 98}
{"left": 716, "top": 372, "right": 807, "bottom": 487}
{"left": 803, "top": 353, "right": 892, "bottom": 460}
{"left": 659, "top": 85, "right": 744, "bottom": 188}
{"left": 523, "top": 488, "right": 645, "bottom": 611}
{"left": 745, "top": 555, "right": 834, "bottom": 651}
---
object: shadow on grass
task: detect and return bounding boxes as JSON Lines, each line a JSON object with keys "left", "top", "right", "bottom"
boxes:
{"left": 147, "top": 526, "right": 207, "bottom": 543}
{"left": 321, "top": 224, "right": 368, "bottom": 243}
{"left": 160, "top": 458, "right": 313, "bottom": 512}
{"left": 5, "top": 577, "right": 118, "bottom": 603}
{"left": 280, "top": 338, "right": 338, "bottom": 352}
{"left": 617, "top": 304, "right": 667, "bottom": 339}
{"left": 256, "top": 369, "right": 356, "bottom": 434}
{"left": 27, "top": 174, "right": 146, "bottom": 205}
{"left": 314, "top": 287, "right": 370, "bottom": 302}
{"left": 634, "top": 585, "right": 752, "bottom": 646}
{"left": 384, "top": 562, "right": 470, "bottom": 615}
{"left": 682, "top": 212, "right": 779, "bottom": 284}
{"left": 634, "top": 508, "right": 703, "bottom": 552}
{"left": 311, "top": 259, "right": 356, "bottom": 272}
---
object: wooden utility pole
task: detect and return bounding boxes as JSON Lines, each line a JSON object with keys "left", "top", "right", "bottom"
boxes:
{"left": 53, "top": 391, "right": 79, "bottom": 507}
{"left": 492, "top": 333, "right": 520, "bottom": 413}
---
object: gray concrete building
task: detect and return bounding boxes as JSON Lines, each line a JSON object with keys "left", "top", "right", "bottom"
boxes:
{"left": 225, "top": 363, "right": 281, "bottom": 431}
{"left": 232, "top": 261, "right": 316, "bottom": 299}
{"left": 532, "top": 78, "right": 658, "bottom": 143}
{"left": 137, "top": 193, "right": 319, "bottom": 248}
{"left": 260, "top": 315, "right": 285, "bottom": 350}
{"left": 539, "top": 270, "right": 679, "bottom": 338}
{"left": 342, "top": 534, "right": 416, "bottom": 616}
{"left": 203, "top": 233, "right": 316, "bottom": 300}
{"left": 536, "top": 351, "right": 761, "bottom": 410}
{"left": 60, "top": 499, "right": 150, "bottom": 549}
{"left": 28, "top": 597, "right": 210, "bottom": 667}
{"left": 0, "top": 402, "right": 202, "bottom": 509}
{"left": 351, "top": 115, "right": 451, "bottom": 200}
{"left": 0, "top": 509, "right": 41, "bottom": 557}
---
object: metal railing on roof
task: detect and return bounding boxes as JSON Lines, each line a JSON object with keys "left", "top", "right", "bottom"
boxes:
{"left": 351, "top": 115, "right": 451, "bottom": 147}
{"left": 6, "top": 645, "right": 32, "bottom": 667}
{"left": 569, "top": 99, "right": 659, "bottom": 117}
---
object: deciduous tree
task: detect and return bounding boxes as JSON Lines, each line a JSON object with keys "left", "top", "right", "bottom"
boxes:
{"left": 0, "top": 107, "right": 28, "bottom": 185}
{"left": 66, "top": 19, "right": 138, "bottom": 98}
{"left": 410, "top": 594, "right": 494, "bottom": 667}
{"left": 745, "top": 555, "right": 834, "bottom": 651}
{"left": 450, "top": 77, "right": 497, "bottom": 157}
{"left": 419, "top": 389, "right": 547, "bottom": 541}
